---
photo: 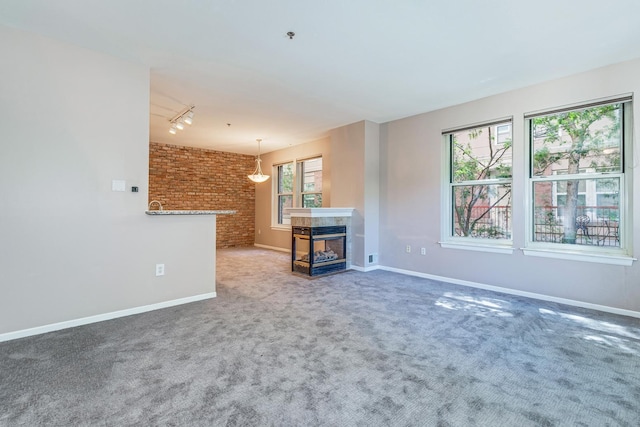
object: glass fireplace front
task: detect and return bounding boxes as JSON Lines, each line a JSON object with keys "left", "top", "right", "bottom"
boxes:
{"left": 292, "top": 225, "right": 346, "bottom": 276}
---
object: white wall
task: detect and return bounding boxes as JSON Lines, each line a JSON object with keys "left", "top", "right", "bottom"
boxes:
{"left": 0, "top": 25, "right": 217, "bottom": 336}
{"left": 379, "top": 59, "right": 640, "bottom": 312}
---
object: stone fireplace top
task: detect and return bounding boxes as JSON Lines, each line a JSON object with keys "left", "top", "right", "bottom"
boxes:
{"left": 285, "top": 208, "right": 355, "bottom": 218}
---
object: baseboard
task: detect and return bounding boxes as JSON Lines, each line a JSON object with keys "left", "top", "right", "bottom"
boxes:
{"left": 350, "top": 265, "right": 381, "bottom": 273}
{"left": 254, "top": 243, "right": 291, "bottom": 253}
{"left": 0, "top": 292, "right": 216, "bottom": 343}
{"left": 378, "top": 266, "right": 640, "bottom": 319}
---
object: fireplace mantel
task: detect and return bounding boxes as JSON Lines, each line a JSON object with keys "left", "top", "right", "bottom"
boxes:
{"left": 285, "top": 208, "right": 355, "bottom": 218}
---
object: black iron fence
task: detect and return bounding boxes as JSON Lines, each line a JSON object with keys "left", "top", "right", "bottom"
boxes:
{"left": 454, "top": 205, "right": 511, "bottom": 239}
{"left": 455, "top": 205, "right": 620, "bottom": 247}
{"left": 534, "top": 206, "right": 619, "bottom": 247}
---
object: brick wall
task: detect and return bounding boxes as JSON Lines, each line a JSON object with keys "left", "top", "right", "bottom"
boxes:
{"left": 149, "top": 142, "right": 256, "bottom": 248}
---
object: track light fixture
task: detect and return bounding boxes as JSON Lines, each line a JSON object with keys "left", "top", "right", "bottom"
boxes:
{"left": 183, "top": 111, "right": 194, "bottom": 125}
{"left": 168, "top": 105, "right": 195, "bottom": 134}
{"left": 248, "top": 139, "right": 270, "bottom": 183}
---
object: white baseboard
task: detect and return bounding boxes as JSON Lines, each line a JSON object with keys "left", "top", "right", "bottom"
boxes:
{"left": 350, "top": 265, "right": 381, "bottom": 273}
{"left": 254, "top": 243, "right": 291, "bottom": 253}
{"left": 0, "top": 292, "right": 216, "bottom": 343}
{"left": 378, "top": 265, "right": 640, "bottom": 319}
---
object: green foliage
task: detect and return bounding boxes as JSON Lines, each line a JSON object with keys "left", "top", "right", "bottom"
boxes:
{"left": 532, "top": 104, "right": 621, "bottom": 244}
{"left": 532, "top": 104, "right": 620, "bottom": 175}
{"left": 451, "top": 126, "right": 512, "bottom": 237}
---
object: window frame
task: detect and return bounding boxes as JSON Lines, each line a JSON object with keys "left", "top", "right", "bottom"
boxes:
{"left": 523, "top": 97, "right": 634, "bottom": 265}
{"left": 271, "top": 156, "right": 324, "bottom": 230}
{"left": 440, "top": 117, "right": 515, "bottom": 254}
{"left": 273, "top": 161, "right": 294, "bottom": 228}
{"left": 298, "top": 157, "right": 323, "bottom": 208}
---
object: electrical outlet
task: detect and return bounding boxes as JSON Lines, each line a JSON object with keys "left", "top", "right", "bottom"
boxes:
{"left": 155, "top": 264, "right": 165, "bottom": 276}
{"left": 406, "top": 245, "right": 411, "bottom": 253}
{"left": 421, "top": 247, "right": 426, "bottom": 255}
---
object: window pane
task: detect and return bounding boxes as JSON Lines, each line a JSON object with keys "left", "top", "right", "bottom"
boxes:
{"left": 532, "top": 178, "right": 620, "bottom": 247}
{"left": 278, "top": 195, "right": 292, "bottom": 225}
{"left": 452, "top": 184, "right": 511, "bottom": 239}
{"left": 302, "top": 158, "right": 322, "bottom": 192}
{"left": 531, "top": 104, "right": 622, "bottom": 177}
{"left": 278, "top": 163, "right": 294, "bottom": 193}
{"left": 302, "top": 193, "right": 322, "bottom": 208}
{"left": 451, "top": 123, "right": 512, "bottom": 183}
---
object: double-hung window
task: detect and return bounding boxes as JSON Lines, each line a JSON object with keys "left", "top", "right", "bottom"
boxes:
{"left": 442, "top": 119, "right": 513, "bottom": 251}
{"left": 273, "top": 156, "right": 323, "bottom": 227}
{"left": 275, "top": 162, "right": 294, "bottom": 225}
{"left": 525, "top": 96, "right": 633, "bottom": 264}
{"left": 299, "top": 157, "right": 323, "bottom": 208}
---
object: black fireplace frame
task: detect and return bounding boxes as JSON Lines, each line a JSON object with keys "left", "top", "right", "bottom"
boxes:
{"left": 291, "top": 225, "right": 347, "bottom": 276}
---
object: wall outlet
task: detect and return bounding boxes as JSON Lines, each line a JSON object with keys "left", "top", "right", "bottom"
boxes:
{"left": 405, "top": 245, "right": 411, "bottom": 253}
{"left": 155, "top": 264, "right": 165, "bottom": 276}
{"left": 420, "top": 247, "right": 426, "bottom": 255}
{"left": 368, "top": 253, "right": 378, "bottom": 264}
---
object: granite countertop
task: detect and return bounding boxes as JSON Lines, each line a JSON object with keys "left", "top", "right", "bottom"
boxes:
{"left": 145, "top": 210, "right": 236, "bottom": 215}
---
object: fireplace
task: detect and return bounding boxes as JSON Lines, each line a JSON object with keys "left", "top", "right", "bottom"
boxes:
{"left": 292, "top": 225, "right": 346, "bottom": 276}
{"left": 286, "top": 207, "right": 354, "bottom": 277}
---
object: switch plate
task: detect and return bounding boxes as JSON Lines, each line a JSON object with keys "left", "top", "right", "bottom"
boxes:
{"left": 112, "top": 180, "right": 126, "bottom": 192}
{"left": 155, "top": 264, "right": 165, "bottom": 276}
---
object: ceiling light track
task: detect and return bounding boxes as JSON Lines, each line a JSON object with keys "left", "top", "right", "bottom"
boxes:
{"left": 168, "top": 105, "right": 195, "bottom": 134}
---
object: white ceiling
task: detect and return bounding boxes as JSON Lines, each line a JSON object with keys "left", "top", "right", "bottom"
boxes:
{"left": 2, "top": 0, "right": 640, "bottom": 155}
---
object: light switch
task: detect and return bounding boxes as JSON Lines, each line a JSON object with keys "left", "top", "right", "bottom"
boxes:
{"left": 112, "top": 180, "right": 126, "bottom": 192}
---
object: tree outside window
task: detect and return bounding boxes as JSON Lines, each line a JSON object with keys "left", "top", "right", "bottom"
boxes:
{"left": 276, "top": 162, "right": 294, "bottom": 225}
{"left": 529, "top": 102, "right": 624, "bottom": 247}
{"left": 447, "top": 121, "right": 513, "bottom": 241}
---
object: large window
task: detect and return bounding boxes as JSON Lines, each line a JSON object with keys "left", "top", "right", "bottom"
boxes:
{"left": 443, "top": 119, "right": 513, "bottom": 246}
{"left": 526, "top": 97, "right": 631, "bottom": 258}
{"left": 276, "top": 162, "right": 294, "bottom": 225}
{"left": 273, "top": 157, "right": 323, "bottom": 227}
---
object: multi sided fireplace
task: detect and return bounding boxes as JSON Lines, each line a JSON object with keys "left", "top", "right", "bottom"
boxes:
{"left": 292, "top": 225, "right": 347, "bottom": 276}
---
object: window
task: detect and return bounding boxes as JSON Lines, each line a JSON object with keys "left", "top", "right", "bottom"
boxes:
{"left": 272, "top": 157, "right": 323, "bottom": 227}
{"left": 495, "top": 124, "right": 511, "bottom": 145}
{"left": 442, "top": 119, "right": 513, "bottom": 249}
{"left": 276, "top": 162, "right": 294, "bottom": 225}
{"left": 299, "top": 157, "right": 323, "bottom": 208}
{"left": 526, "top": 97, "right": 631, "bottom": 260}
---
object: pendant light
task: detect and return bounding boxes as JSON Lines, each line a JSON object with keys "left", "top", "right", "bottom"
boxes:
{"left": 248, "top": 139, "right": 270, "bottom": 183}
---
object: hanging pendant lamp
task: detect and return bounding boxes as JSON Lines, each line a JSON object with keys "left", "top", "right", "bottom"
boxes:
{"left": 248, "top": 139, "right": 270, "bottom": 183}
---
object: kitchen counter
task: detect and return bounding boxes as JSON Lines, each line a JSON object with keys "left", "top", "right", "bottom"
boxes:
{"left": 145, "top": 210, "right": 236, "bottom": 215}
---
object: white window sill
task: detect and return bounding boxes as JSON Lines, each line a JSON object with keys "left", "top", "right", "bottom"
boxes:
{"left": 439, "top": 241, "right": 514, "bottom": 255}
{"left": 522, "top": 247, "right": 636, "bottom": 266}
{"left": 271, "top": 225, "right": 291, "bottom": 232}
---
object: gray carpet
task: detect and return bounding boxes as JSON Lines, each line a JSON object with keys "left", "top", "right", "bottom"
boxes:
{"left": 1, "top": 248, "right": 639, "bottom": 426}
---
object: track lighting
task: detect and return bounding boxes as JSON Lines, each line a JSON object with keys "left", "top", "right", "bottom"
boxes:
{"left": 168, "top": 105, "right": 195, "bottom": 134}
{"left": 183, "top": 111, "right": 194, "bottom": 125}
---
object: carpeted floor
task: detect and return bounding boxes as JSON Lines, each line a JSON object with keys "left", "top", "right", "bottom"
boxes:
{"left": 1, "top": 247, "right": 639, "bottom": 426}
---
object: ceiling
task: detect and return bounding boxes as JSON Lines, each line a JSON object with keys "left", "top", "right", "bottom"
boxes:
{"left": 2, "top": 1, "right": 640, "bottom": 155}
